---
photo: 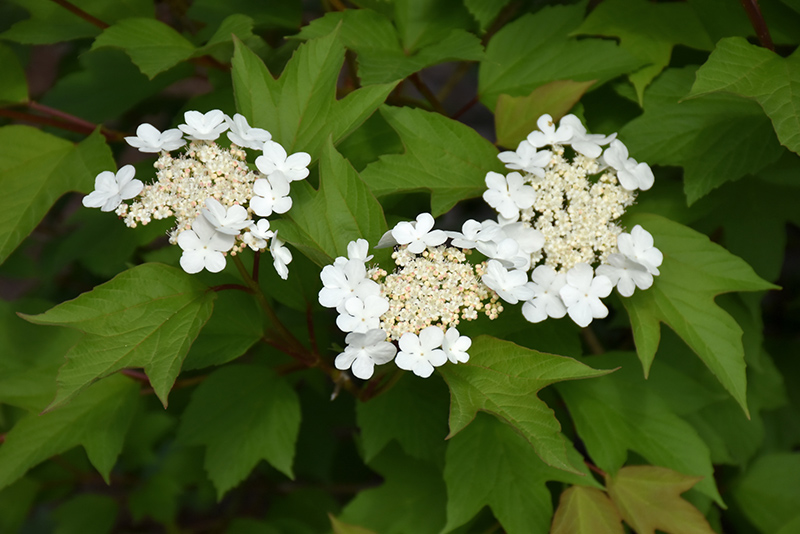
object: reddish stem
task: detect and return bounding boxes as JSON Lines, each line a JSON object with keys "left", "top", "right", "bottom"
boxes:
{"left": 121, "top": 369, "right": 151, "bottom": 384}
{"left": 740, "top": 0, "right": 775, "bottom": 51}
{"left": 210, "top": 283, "right": 253, "bottom": 294}
{"left": 50, "top": 0, "right": 109, "bottom": 29}
{"left": 586, "top": 461, "right": 608, "bottom": 478}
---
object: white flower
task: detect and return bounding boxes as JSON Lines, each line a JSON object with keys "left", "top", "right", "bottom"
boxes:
{"left": 596, "top": 253, "right": 653, "bottom": 297}
{"left": 225, "top": 113, "right": 271, "bottom": 150}
{"left": 442, "top": 327, "right": 471, "bottom": 364}
{"left": 559, "top": 114, "right": 615, "bottom": 158}
{"left": 319, "top": 258, "right": 380, "bottom": 311}
{"left": 336, "top": 295, "right": 390, "bottom": 333}
{"left": 243, "top": 219, "right": 274, "bottom": 251}
{"left": 178, "top": 110, "right": 229, "bottom": 141}
{"left": 558, "top": 263, "right": 613, "bottom": 327}
{"left": 500, "top": 221, "right": 545, "bottom": 254}
{"left": 177, "top": 214, "right": 235, "bottom": 274}
{"left": 333, "top": 238, "right": 374, "bottom": 267}
{"left": 447, "top": 219, "right": 504, "bottom": 250}
{"left": 602, "top": 140, "right": 654, "bottom": 191}
{"left": 83, "top": 165, "right": 143, "bottom": 212}
{"left": 527, "top": 113, "right": 574, "bottom": 148}
{"left": 201, "top": 198, "right": 252, "bottom": 235}
{"left": 481, "top": 259, "right": 535, "bottom": 304}
{"left": 250, "top": 175, "right": 292, "bottom": 217}
{"left": 255, "top": 141, "right": 311, "bottom": 182}
{"left": 271, "top": 233, "right": 292, "bottom": 280}
{"left": 521, "top": 265, "right": 567, "bottom": 323}
{"left": 391, "top": 213, "right": 447, "bottom": 254}
{"left": 125, "top": 123, "right": 185, "bottom": 153}
{"left": 335, "top": 329, "right": 397, "bottom": 380}
{"left": 498, "top": 141, "right": 552, "bottom": 177}
{"left": 483, "top": 237, "right": 530, "bottom": 271}
{"left": 616, "top": 225, "right": 662, "bottom": 276}
{"left": 483, "top": 171, "right": 536, "bottom": 220}
{"left": 395, "top": 326, "right": 447, "bottom": 378}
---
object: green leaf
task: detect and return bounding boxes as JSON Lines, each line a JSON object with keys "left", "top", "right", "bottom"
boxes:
{"left": 360, "top": 105, "right": 503, "bottom": 216}
{"left": 330, "top": 515, "right": 378, "bottom": 534}
{"left": 0, "top": 374, "right": 139, "bottom": 491}
{"left": 620, "top": 67, "right": 784, "bottom": 204}
{"left": 231, "top": 33, "right": 397, "bottom": 157}
{"left": 478, "top": 4, "right": 642, "bottom": 110}
{"left": 54, "top": 494, "right": 118, "bottom": 534}
{"left": 555, "top": 352, "right": 722, "bottom": 504}
{"left": 187, "top": 0, "right": 302, "bottom": 30}
{"left": 620, "top": 213, "right": 777, "bottom": 414}
{"left": 495, "top": 80, "right": 596, "bottom": 149}
{"left": 437, "top": 335, "right": 611, "bottom": 474}
{"left": 177, "top": 364, "right": 301, "bottom": 498}
{"left": 0, "top": 44, "right": 27, "bottom": 105}
{"left": 732, "top": 453, "right": 800, "bottom": 534}
{"left": 607, "top": 466, "right": 716, "bottom": 534}
{"left": 574, "top": 0, "right": 713, "bottom": 103}
{"left": 0, "top": 126, "right": 114, "bottom": 265}
{"left": 393, "top": 0, "right": 475, "bottom": 51}
{"left": 688, "top": 37, "right": 800, "bottom": 156}
{"left": 271, "top": 138, "right": 388, "bottom": 266}
{"left": 443, "top": 413, "right": 597, "bottom": 533}
{"left": 23, "top": 263, "right": 215, "bottom": 409}
{"left": 91, "top": 18, "right": 196, "bottom": 79}
{"left": 464, "top": 0, "right": 511, "bottom": 32}
{"left": 356, "top": 374, "right": 449, "bottom": 465}
{"left": 193, "top": 14, "right": 255, "bottom": 61}
{"left": 0, "top": 478, "right": 39, "bottom": 533}
{"left": 551, "top": 486, "right": 624, "bottom": 534}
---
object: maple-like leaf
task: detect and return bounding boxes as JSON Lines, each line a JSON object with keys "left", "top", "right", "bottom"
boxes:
{"left": 550, "top": 486, "right": 624, "bottom": 534}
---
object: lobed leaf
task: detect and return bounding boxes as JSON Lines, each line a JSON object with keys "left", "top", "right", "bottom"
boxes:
{"left": 54, "top": 494, "right": 118, "bottom": 534}
{"left": 463, "top": 0, "right": 512, "bottom": 32}
{"left": 0, "top": 44, "right": 28, "bottom": 105}
{"left": 732, "top": 453, "right": 800, "bottom": 534}
{"left": 550, "top": 486, "right": 624, "bottom": 534}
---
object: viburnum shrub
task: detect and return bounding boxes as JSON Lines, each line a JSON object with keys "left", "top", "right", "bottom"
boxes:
{"left": 0, "top": 1, "right": 798, "bottom": 533}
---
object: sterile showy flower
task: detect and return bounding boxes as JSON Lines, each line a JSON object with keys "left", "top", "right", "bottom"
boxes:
{"left": 83, "top": 165, "right": 143, "bottom": 212}
{"left": 602, "top": 140, "right": 654, "bottom": 191}
{"left": 483, "top": 172, "right": 536, "bottom": 220}
{"left": 527, "top": 113, "right": 573, "bottom": 147}
{"left": 559, "top": 263, "right": 613, "bottom": 327}
{"left": 336, "top": 295, "right": 390, "bottom": 334}
{"left": 201, "top": 198, "right": 252, "bottom": 235}
{"left": 243, "top": 219, "right": 273, "bottom": 251}
{"left": 395, "top": 326, "right": 447, "bottom": 378}
{"left": 596, "top": 253, "right": 653, "bottom": 297}
{"left": 522, "top": 265, "right": 567, "bottom": 323}
{"left": 616, "top": 225, "right": 663, "bottom": 276}
{"left": 225, "top": 113, "right": 271, "bottom": 150}
{"left": 448, "top": 219, "right": 503, "bottom": 251}
{"left": 335, "top": 329, "right": 397, "bottom": 380}
{"left": 498, "top": 141, "right": 552, "bottom": 177}
{"left": 256, "top": 141, "right": 311, "bottom": 182}
{"left": 177, "top": 214, "right": 235, "bottom": 274}
{"left": 482, "top": 260, "right": 535, "bottom": 304}
{"left": 271, "top": 233, "right": 292, "bottom": 280}
{"left": 319, "top": 259, "right": 380, "bottom": 311}
{"left": 250, "top": 176, "right": 292, "bottom": 217}
{"left": 125, "top": 123, "right": 185, "bottom": 153}
{"left": 559, "top": 114, "right": 615, "bottom": 158}
{"left": 391, "top": 213, "right": 447, "bottom": 254}
{"left": 178, "top": 109, "right": 229, "bottom": 141}
{"left": 442, "top": 327, "right": 471, "bottom": 364}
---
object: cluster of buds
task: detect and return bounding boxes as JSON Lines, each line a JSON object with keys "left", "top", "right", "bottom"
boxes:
{"left": 82, "top": 110, "right": 310, "bottom": 278}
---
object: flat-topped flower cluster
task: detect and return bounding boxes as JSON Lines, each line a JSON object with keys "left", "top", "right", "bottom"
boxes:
{"left": 82, "top": 110, "right": 309, "bottom": 278}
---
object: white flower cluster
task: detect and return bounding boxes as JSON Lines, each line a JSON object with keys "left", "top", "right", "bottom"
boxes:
{"left": 82, "top": 110, "right": 310, "bottom": 278}
{"left": 472, "top": 113, "right": 662, "bottom": 327}
{"left": 318, "top": 216, "right": 501, "bottom": 380}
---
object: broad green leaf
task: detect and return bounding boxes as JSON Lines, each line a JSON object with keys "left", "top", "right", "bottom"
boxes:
{"left": 1, "top": 0, "right": 153, "bottom": 44}
{"left": 620, "top": 67, "right": 784, "bottom": 204}
{"left": 478, "top": 4, "right": 642, "bottom": 110}
{"left": 607, "top": 466, "right": 716, "bottom": 534}
{"left": 294, "top": 9, "right": 483, "bottom": 86}
{"left": 360, "top": 105, "right": 503, "bottom": 216}
{"left": 54, "top": 494, "right": 118, "bottom": 534}
{"left": 231, "top": 34, "right": 397, "bottom": 157}
{"left": 732, "top": 453, "right": 800, "bottom": 534}
{"left": 0, "top": 44, "right": 27, "bottom": 105}
{"left": 574, "top": 0, "right": 712, "bottom": 103}
{"left": 330, "top": 515, "right": 377, "bottom": 534}
{"left": 776, "top": 515, "right": 800, "bottom": 534}
{"left": 555, "top": 352, "right": 722, "bottom": 504}
{"left": 23, "top": 263, "right": 215, "bottom": 409}
{"left": 0, "top": 374, "right": 139, "bottom": 491}
{"left": 688, "top": 37, "right": 800, "bottom": 156}
{"left": 393, "top": 0, "right": 475, "bottom": 51}
{"left": 495, "top": 80, "right": 595, "bottom": 149}
{"left": 551, "top": 486, "right": 624, "bottom": 534}
{"left": 463, "top": 0, "right": 511, "bottom": 32}
{"left": 91, "top": 18, "right": 196, "bottom": 79}
{"left": 437, "top": 335, "right": 611, "bottom": 474}
{"left": 0, "top": 126, "right": 114, "bottom": 265}
{"left": 177, "top": 364, "right": 301, "bottom": 498}
{"left": 621, "top": 213, "right": 777, "bottom": 414}
{"left": 0, "top": 478, "right": 38, "bottom": 533}
{"left": 193, "top": 14, "right": 255, "bottom": 61}
{"left": 271, "top": 138, "right": 388, "bottom": 266}
{"left": 188, "top": 0, "right": 302, "bottom": 30}
{"left": 338, "top": 444, "right": 447, "bottom": 534}
{"left": 443, "top": 413, "right": 597, "bottom": 534}
{"left": 336, "top": 111, "right": 403, "bottom": 172}
{"left": 356, "top": 374, "right": 449, "bottom": 465}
